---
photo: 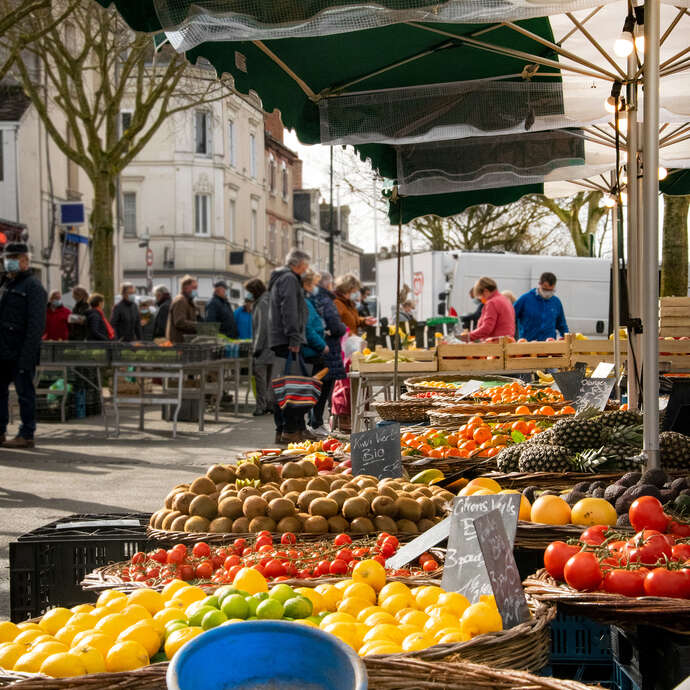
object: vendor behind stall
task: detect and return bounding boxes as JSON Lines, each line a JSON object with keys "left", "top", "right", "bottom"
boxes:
{"left": 168, "top": 275, "right": 199, "bottom": 343}
{"left": 205, "top": 280, "right": 238, "bottom": 338}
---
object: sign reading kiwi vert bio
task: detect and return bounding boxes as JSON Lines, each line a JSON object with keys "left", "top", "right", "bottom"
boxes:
{"left": 350, "top": 423, "right": 403, "bottom": 480}
{"left": 441, "top": 493, "right": 521, "bottom": 603}
{"left": 474, "top": 510, "right": 530, "bottom": 628}
{"left": 575, "top": 377, "right": 616, "bottom": 412}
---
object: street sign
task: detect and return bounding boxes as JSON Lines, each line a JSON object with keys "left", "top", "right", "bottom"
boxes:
{"left": 146, "top": 247, "right": 153, "bottom": 266}
{"left": 59, "top": 202, "right": 85, "bottom": 226}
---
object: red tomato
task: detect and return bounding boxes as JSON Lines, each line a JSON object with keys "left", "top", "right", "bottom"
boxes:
{"left": 131, "top": 551, "right": 146, "bottom": 565}
{"left": 172, "top": 543, "right": 187, "bottom": 554}
{"left": 287, "top": 549, "right": 299, "bottom": 560}
{"left": 643, "top": 567, "right": 690, "bottom": 598}
{"left": 329, "top": 559, "right": 348, "bottom": 575}
{"left": 195, "top": 561, "right": 214, "bottom": 580}
{"left": 264, "top": 559, "right": 286, "bottom": 578}
{"left": 668, "top": 521, "right": 690, "bottom": 538}
{"left": 671, "top": 543, "right": 690, "bottom": 562}
{"left": 352, "top": 547, "right": 369, "bottom": 558}
{"left": 258, "top": 544, "right": 273, "bottom": 554}
{"left": 135, "top": 573, "right": 147, "bottom": 582}
{"left": 150, "top": 548, "right": 168, "bottom": 564}
{"left": 580, "top": 525, "right": 610, "bottom": 546}
{"left": 372, "top": 554, "right": 386, "bottom": 566}
{"left": 280, "top": 533, "right": 296, "bottom": 545}
{"left": 242, "top": 547, "right": 254, "bottom": 557}
{"left": 602, "top": 569, "right": 646, "bottom": 597}
{"left": 376, "top": 533, "right": 391, "bottom": 546}
{"left": 233, "top": 538, "right": 248, "bottom": 551}
{"left": 192, "top": 542, "right": 211, "bottom": 559}
{"left": 167, "top": 549, "right": 185, "bottom": 565}
{"left": 382, "top": 535, "right": 399, "bottom": 550}
{"left": 255, "top": 536, "right": 273, "bottom": 549}
{"left": 297, "top": 569, "right": 313, "bottom": 579}
{"left": 211, "top": 555, "right": 225, "bottom": 569}
{"left": 316, "top": 560, "right": 331, "bottom": 576}
{"left": 145, "top": 567, "right": 160, "bottom": 579}
{"left": 215, "top": 547, "right": 228, "bottom": 559}
{"left": 179, "top": 564, "right": 195, "bottom": 581}
{"left": 418, "top": 552, "right": 434, "bottom": 565}
{"left": 336, "top": 548, "right": 354, "bottom": 563}
{"left": 544, "top": 541, "right": 581, "bottom": 581}
{"left": 625, "top": 530, "right": 673, "bottom": 566}
{"left": 227, "top": 565, "right": 242, "bottom": 581}
{"left": 422, "top": 559, "right": 439, "bottom": 572}
{"left": 256, "top": 530, "right": 272, "bottom": 538}
{"left": 629, "top": 496, "right": 669, "bottom": 533}
{"left": 333, "top": 534, "right": 352, "bottom": 547}
{"left": 564, "top": 552, "right": 603, "bottom": 591}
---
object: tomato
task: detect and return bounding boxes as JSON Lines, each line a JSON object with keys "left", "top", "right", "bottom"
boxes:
{"left": 580, "top": 525, "right": 610, "bottom": 546}
{"left": 671, "top": 543, "right": 690, "bottom": 562}
{"left": 195, "top": 561, "right": 214, "bottom": 580}
{"left": 179, "top": 564, "right": 195, "bottom": 581}
{"left": 211, "top": 555, "right": 225, "bottom": 569}
{"left": 668, "top": 521, "right": 690, "bottom": 538}
{"left": 564, "top": 552, "right": 602, "bottom": 591}
{"left": 316, "top": 560, "right": 331, "bottom": 576}
{"left": 215, "top": 547, "right": 228, "bottom": 560}
{"left": 377, "top": 533, "right": 391, "bottom": 546}
{"left": 264, "top": 559, "right": 286, "bottom": 578}
{"left": 624, "top": 530, "right": 673, "bottom": 566}
{"left": 227, "top": 565, "right": 242, "bottom": 581}
{"left": 379, "top": 541, "right": 397, "bottom": 558}
{"left": 135, "top": 573, "right": 147, "bottom": 582}
{"left": 314, "top": 455, "right": 334, "bottom": 472}
{"left": 334, "top": 534, "right": 352, "bottom": 547}
{"left": 629, "top": 496, "right": 669, "bottom": 533}
{"left": 329, "top": 559, "right": 348, "bottom": 575}
{"left": 643, "top": 567, "right": 690, "bottom": 598}
{"left": 172, "top": 543, "right": 187, "bottom": 554}
{"left": 258, "top": 544, "right": 273, "bottom": 554}
{"left": 167, "top": 549, "right": 185, "bottom": 565}
{"left": 284, "top": 561, "right": 298, "bottom": 577}
{"left": 352, "top": 547, "right": 369, "bottom": 559}
{"left": 280, "top": 533, "right": 296, "bottom": 545}
{"left": 544, "top": 541, "right": 581, "bottom": 581}
{"left": 297, "top": 569, "right": 313, "bottom": 579}
{"left": 145, "top": 567, "right": 160, "bottom": 579}
{"left": 422, "top": 559, "right": 439, "bottom": 572}
{"left": 336, "top": 548, "right": 354, "bottom": 563}
{"left": 233, "top": 538, "right": 247, "bottom": 552}
{"left": 242, "top": 547, "right": 254, "bottom": 557}
{"left": 602, "top": 569, "right": 646, "bottom": 597}
{"left": 372, "top": 554, "right": 386, "bottom": 566}
{"left": 150, "top": 548, "right": 168, "bottom": 564}
{"left": 192, "top": 542, "right": 211, "bottom": 559}
{"left": 131, "top": 551, "right": 146, "bottom": 565}
{"left": 418, "top": 552, "right": 434, "bottom": 565}
{"left": 255, "top": 536, "right": 273, "bottom": 549}
{"left": 383, "top": 535, "right": 399, "bottom": 550}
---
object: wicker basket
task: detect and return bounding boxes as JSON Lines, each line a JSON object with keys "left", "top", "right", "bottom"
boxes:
{"left": 374, "top": 400, "right": 434, "bottom": 423}
{"left": 0, "top": 664, "right": 168, "bottom": 689}
{"left": 403, "top": 374, "right": 518, "bottom": 393}
{"left": 524, "top": 568, "right": 690, "bottom": 633}
{"left": 427, "top": 410, "right": 571, "bottom": 427}
{"left": 514, "top": 521, "right": 633, "bottom": 550}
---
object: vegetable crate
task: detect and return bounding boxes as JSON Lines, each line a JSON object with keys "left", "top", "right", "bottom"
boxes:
{"left": 657, "top": 338, "right": 690, "bottom": 372}
{"left": 570, "top": 338, "right": 627, "bottom": 368}
{"left": 10, "top": 513, "right": 151, "bottom": 622}
{"left": 52, "top": 341, "right": 113, "bottom": 364}
{"left": 659, "top": 297, "right": 690, "bottom": 338}
{"left": 351, "top": 350, "right": 437, "bottom": 373}
{"left": 504, "top": 339, "right": 571, "bottom": 370}
{"left": 437, "top": 341, "right": 505, "bottom": 371}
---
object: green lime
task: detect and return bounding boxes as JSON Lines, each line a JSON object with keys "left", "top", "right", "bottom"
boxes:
{"left": 256, "top": 598, "right": 285, "bottom": 620}
{"left": 188, "top": 605, "right": 217, "bottom": 627}
{"left": 185, "top": 600, "right": 209, "bottom": 618}
{"left": 317, "top": 611, "right": 330, "bottom": 620}
{"left": 269, "top": 584, "right": 295, "bottom": 604}
{"left": 283, "top": 596, "right": 313, "bottom": 620}
{"left": 164, "top": 620, "right": 188, "bottom": 639}
{"left": 306, "top": 616, "right": 321, "bottom": 625}
{"left": 214, "top": 585, "right": 238, "bottom": 603}
{"left": 201, "top": 609, "right": 228, "bottom": 630}
{"left": 283, "top": 617, "right": 294, "bottom": 621}
{"left": 200, "top": 595, "right": 221, "bottom": 609}
{"left": 234, "top": 590, "right": 250, "bottom": 599}
{"left": 221, "top": 594, "right": 250, "bottom": 620}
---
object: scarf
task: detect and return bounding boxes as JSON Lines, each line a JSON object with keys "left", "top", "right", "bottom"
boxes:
{"left": 96, "top": 306, "right": 115, "bottom": 340}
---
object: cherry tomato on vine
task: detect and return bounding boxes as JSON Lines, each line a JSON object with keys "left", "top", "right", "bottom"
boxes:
{"left": 602, "top": 568, "right": 646, "bottom": 597}
{"left": 150, "top": 548, "right": 168, "bottom": 564}
{"left": 195, "top": 561, "right": 214, "bottom": 580}
{"left": 564, "top": 552, "right": 602, "bottom": 591}
{"left": 336, "top": 548, "right": 354, "bottom": 563}
{"left": 233, "top": 538, "right": 247, "bottom": 551}
{"left": 179, "top": 564, "right": 195, "bottom": 581}
{"left": 544, "top": 541, "right": 580, "bottom": 581}
{"left": 167, "top": 549, "right": 185, "bottom": 565}
{"left": 329, "top": 559, "right": 348, "bottom": 575}
{"left": 643, "top": 567, "right": 690, "bottom": 598}
{"left": 579, "top": 525, "right": 609, "bottom": 546}
{"left": 131, "top": 551, "right": 146, "bottom": 565}
{"left": 671, "top": 543, "right": 690, "bottom": 562}
{"left": 668, "top": 521, "right": 690, "bottom": 538}
{"left": 264, "top": 559, "right": 286, "bottom": 578}
{"left": 192, "top": 542, "right": 211, "bottom": 559}
{"left": 280, "top": 533, "right": 296, "bottom": 545}
{"left": 334, "top": 534, "right": 352, "bottom": 547}
{"left": 423, "top": 559, "right": 439, "bottom": 572}
{"left": 629, "top": 496, "right": 669, "bottom": 533}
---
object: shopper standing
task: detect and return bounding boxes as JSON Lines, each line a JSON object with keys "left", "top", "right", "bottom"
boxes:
{"left": 86, "top": 293, "right": 114, "bottom": 341}
{"left": 0, "top": 242, "right": 46, "bottom": 448}
{"left": 152, "top": 285, "right": 171, "bottom": 340}
{"left": 43, "top": 290, "right": 70, "bottom": 341}
{"left": 246, "top": 278, "right": 273, "bottom": 417}
{"left": 234, "top": 295, "right": 253, "bottom": 340}
{"left": 205, "top": 280, "right": 238, "bottom": 338}
{"left": 68, "top": 285, "right": 90, "bottom": 340}
{"left": 139, "top": 298, "right": 156, "bottom": 340}
{"left": 461, "top": 277, "right": 515, "bottom": 342}
{"left": 167, "top": 275, "right": 199, "bottom": 344}
{"left": 334, "top": 274, "right": 376, "bottom": 334}
{"left": 111, "top": 282, "right": 142, "bottom": 342}
{"left": 514, "top": 272, "right": 569, "bottom": 341}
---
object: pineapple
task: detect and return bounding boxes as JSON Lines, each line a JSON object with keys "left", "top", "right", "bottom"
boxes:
{"left": 526, "top": 428, "right": 555, "bottom": 445}
{"left": 600, "top": 444, "right": 645, "bottom": 470}
{"left": 601, "top": 424, "right": 643, "bottom": 448}
{"left": 571, "top": 447, "right": 611, "bottom": 473}
{"left": 598, "top": 409, "right": 643, "bottom": 428}
{"left": 518, "top": 445, "right": 574, "bottom": 473}
{"left": 496, "top": 445, "right": 523, "bottom": 473}
{"left": 551, "top": 417, "right": 603, "bottom": 452}
{"left": 659, "top": 431, "right": 690, "bottom": 470}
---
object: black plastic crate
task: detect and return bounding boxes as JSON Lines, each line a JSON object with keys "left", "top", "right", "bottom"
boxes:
{"left": 53, "top": 341, "right": 112, "bottom": 365}
{"left": 10, "top": 513, "right": 151, "bottom": 622}
{"left": 36, "top": 396, "right": 73, "bottom": 423}
{"left": 550, "top": 612, "right": 611, "bottom": 665}
{"left": 113, "top": 342, "right": 219, "bottom": 364}
{"left": 39, "top": 342, "right": 55, "bottom": 363}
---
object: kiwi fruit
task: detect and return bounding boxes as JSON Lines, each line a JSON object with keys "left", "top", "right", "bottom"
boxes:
{"left": 232, "top": 517, "right": 250, "bottom": 532}
{"left": 327, "top": 490, "right": 349, "bottom": 509}
{"left": 247, "top": 516, "right": 276, "bottom": 533}
{"left": 374, "top": 515, "right": 398, "bottom": 534}
{"left": 208, "top": 491, "right": 220, "bottom": 503}
{"left": 162, "top": 511, "right": 183, "bottom": 530}
{"left": 356, "top": 477, "right": 378, "bottom": 490}
{"left": 260, "top": 464, "right": 282, "bottom": 484}
{"left": 371, "top": 495, "right": 397, "bottom": 517}
{"left": 305, "top": 477, "right": 329, "bottom": 493}
{"left": 397, "top": 519, "right": 419, "bottom": 534}
{"left": 165, "top": 490, "right": 184, "bottom": 509}
{"left": 277, "top": 516, "right": 303, "bottom": 533}
{"left": 297, "top": 460, "right": 318, "bottom": 477}
{"left": 209, "top": 517, "right": 234, "bottom": 533}
{"left": 284, "top": 491, "right": 300, "bottom": 505}
{"left": 328, "top": 515, "right": 349, "bottom": 533}
{"left": 360, "top": 488, "right": 380, "bottom": 505}
{"left": 238, "top": 486, "right": 261, "bottom": 502}
{"left": 243, "top": 496, "right": 268, "bottom": 520}
{"left": 220, "top": 487, "right": 238, "bottom": 498}
{"left": 330, "top": 479, "right": 348, "bottom": 491}
{"left": 298, "top": 490, "right": 325, "bottom": 512}
{"left": 190, "top": 476, "right": 216, "bottom": 495}
{"left": 437, "top": 490, "right": 455, "bottom": 503}
{"left": 431, "top": 496, "right": 449, "bottom": 515}
{"left": 342, "top": 497, "right": 370, "bottom": 520}
{"left": 309, "top": 497, "right": 339, "bottom": 518}
{"left": 416, "top": 497, "right": 434, "bottom": 520}
{"left": 150, "top": 510, "right": 167, "bottom": 529}
{"left": 206, "top": 464, "right": 234, "bottom": 484}
{"left": 218, "top": 497, "right": 243, "bottom": 520}
{"left": 377, "top": 485, "right": 398, "bottom": 501}
{"left": 215, "top": 482, "right": 229, "bottom": 493}
{"left": 189, "top": 495, "right": 218, "bottom": 520}
{"left": 173, "top": 491, "right": 196, "bottom": 514}
{"left": 350, "top": 517, "right": 375, "bottom": 533}
{"left": 417, "top": 518, "right": 435, "bottom": 532}
{"left": 414, "top": 486, "right": 433, "bottom": 497}
{"left": 268, "top": 498, "right": 295, "bottom": 522}
{"left": 237, "top": 463, "right": 261, "bottom": 481}
{"left": 303, "top": 516, "right": 329, "bottom": 533}
{"left": 281, "top": 462, "right": 304, "bottom": 479}
{"left": 261, "top": 490, "right": 282, "bottom": 504}
{"left": 281, "top": 479, "right": 304, "bottom": 495}
{"left": 263, "top": 482, "right": 280, "bottom": 491}
{"left": 395, "top": 497, "right": 422, "bottom": 522}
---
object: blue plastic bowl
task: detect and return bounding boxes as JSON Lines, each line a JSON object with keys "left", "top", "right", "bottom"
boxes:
{"left": 167, "top": 621, "right": 367, "bottom": 690}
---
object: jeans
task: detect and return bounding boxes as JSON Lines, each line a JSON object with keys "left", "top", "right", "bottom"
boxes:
{"left": 311, "top": 377, "right": 335, "bottom": 428}
{"left": 0, "top": 361, "right": 36, "bottom": 439}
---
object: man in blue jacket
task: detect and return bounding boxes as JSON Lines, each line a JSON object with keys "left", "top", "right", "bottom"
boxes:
{"left": 234, "top": 295, "right": 253, "bottom": 340}
{"left": 514, "top": 272, "right": 569, "bottom": 341}
{"left": 205, "top": 280, "right": 238, "bottom": 338}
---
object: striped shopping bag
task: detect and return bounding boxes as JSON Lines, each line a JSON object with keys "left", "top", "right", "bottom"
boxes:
{"left": 272, "top": 353, "right": 323, "bottom": 411}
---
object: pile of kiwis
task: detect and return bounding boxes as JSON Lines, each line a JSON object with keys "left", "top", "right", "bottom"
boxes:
{"left": 149, "top": 459, "right": 453, "bottom": 535}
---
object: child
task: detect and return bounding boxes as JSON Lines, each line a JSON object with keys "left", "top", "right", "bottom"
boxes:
{"left": 330, "top": 332, "right": 365, "bottom": 433}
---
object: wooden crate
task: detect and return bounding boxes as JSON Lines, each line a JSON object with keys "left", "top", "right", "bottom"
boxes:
{"left": 374, "top": 346, "right": 437, "bottom": 361}
{"left": 570, "top": 337, "right": 628, "bottom": 368}
{"left": 504, "top": 338, "right": 570, "bottom": 370}
{"left": 351, "top": 351, "right": 437, "bottom": 373}
{"left": 437, "top": 341, "right": 505, "bottom": 371}
{"left": 658, "top": 338, "right": 690, "bottom": 372}
{"left": 660, "top": 297, "right": 690, "bottom": 337}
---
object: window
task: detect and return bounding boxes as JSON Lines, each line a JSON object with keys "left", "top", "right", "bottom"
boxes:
{"left": 195, "top": 194, "right": 210, "bottom": 236}
{"left": 249, "top": 133, "right": 256, "bottom": 178}
{"left": 195, "top": 111, "right": 211, "bottom": 155}
{"left": 281, "top": 162, "right": 288, "bottom": 200}
{"left": 268, "top": 154, "right": 276, "bottom": 193}
{"left": 123, "top": 192, "right": 137, "bottom": 238}
{"left": 250, "top": 208, "right": 258, "bottom": 249}
{"left": 120, "top": 112, "right": 132, "bottom": 135}
{"left": 228, "top": 121, "right": 236, "bottom": 166}
{"left": 228, "top": 199, "right": 236, "bottom": 242}
{"left": 268, "top": 222, "right": 277, "bottom": 261}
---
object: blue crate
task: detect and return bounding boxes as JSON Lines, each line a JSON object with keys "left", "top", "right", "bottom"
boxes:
{"left": 550, "top": 612, "right": 612, "bottom": 664}
{"left": 614, "top": 663, "right": 640, "bottom": 690}
{"left": 541, "top": 663, "right": 616, "bottom": 687}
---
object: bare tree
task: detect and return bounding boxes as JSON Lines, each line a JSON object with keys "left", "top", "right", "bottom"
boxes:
{"left": 661, "top": 194, "right": 690, "bottom": 297}
{"left": 6, "top": 1, "right": 230, "bottom": 305}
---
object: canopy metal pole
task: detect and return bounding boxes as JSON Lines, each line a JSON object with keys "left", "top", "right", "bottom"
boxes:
{"left": 393, "top": 195, "right": 403, "bottom": 401}
{"left": 642, "top": 0, "right": 660, "bottom": 468}
{"left": 612, "top": 201, "right": 621, "bottom": 401}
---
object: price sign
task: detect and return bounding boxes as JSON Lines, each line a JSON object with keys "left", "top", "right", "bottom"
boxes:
{"left": 441, "top": 494, "right": 520, "bottom": 602}
{"left": 456, "top": 380, "right": 483, "bottom": 399}
{"left": 552, "top": 369, "right": 584, "bottom": 402}
{"left": 575, "top": 377, "right": 616, "bottom": 412}
{"left": 591, "top": 362, "right": 615, "bottom": 379}
{"left": 350, "top": 423, "right": 402, "bottom": 479}
{"left": 385, "top": 517, "right": 450, "bottom": 570}
{"left": 474, "top": 510, "right": 530, "bottom": 628}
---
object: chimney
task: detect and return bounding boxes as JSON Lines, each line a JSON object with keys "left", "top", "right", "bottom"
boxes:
{"left": 264, "top": 110, "right": 284, "bottom": 144}
{"left": 293, "top": 159, "right": 303, "bottom": 190}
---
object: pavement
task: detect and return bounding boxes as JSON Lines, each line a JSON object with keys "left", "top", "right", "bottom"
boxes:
{"left": 0, "top": 401, "right": 277, "bottom": 619}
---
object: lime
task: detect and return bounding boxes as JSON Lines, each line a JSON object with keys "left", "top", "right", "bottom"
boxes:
{"left": 317, "top": 611, "right": 330, "bottom": 620}
{"left": 256, "top": 599, "right": 284, "bottom": 620}
{"left": 201, "top": 610, "right": 228, "bottom": 630}
{"left": 246, "top": 592, "right": 269, "bottom": 617}
{"left": 200, "top": 596, "right": 220, "bottom": 610}
{"left": 306, "top": 616, "right": 322, "bottom": 626}
{"left": 164, "top": 621, "right": 188, "bottom": 639}
{"left": 188, "top": 606, "right": 217, "bottom": 628}
{"left": 221, "top": 595, "right": 250, "bottom": 620}
{"left": 185, "top": 601, "right": 209, "bottom": 619}
{"left": 214, "top": 586, "right": 238, "bottom": 603}
{"left": 269, "top": 584, "right": 295, "bottom": 604}
{"left": 284, "top": 597, "right": 313, "bottom": 620}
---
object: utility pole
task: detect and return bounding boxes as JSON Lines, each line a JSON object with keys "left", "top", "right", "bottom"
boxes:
{"left": 328, "top": 146, "right": 335, "bottom": 275}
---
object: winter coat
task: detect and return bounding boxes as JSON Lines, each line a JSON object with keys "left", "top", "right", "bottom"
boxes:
{"left": 268, "top": 266, "right": 307, "bottom": 350}
{"left": 234, "top": 306, "right": 253, "bottom": 340}
{"left": 68, "top": 300, "right": 90, "bottom": 340}
{"left": 314, "top": 288, "right": 347, "bottom": 380}
{"left": 514, "top": 288, "right": 569, "bottom": 341}
{"left": 302, "top": 294, "right": 326, "bottom": 359}
{"left": 334, "top": 294, "right": 366, "bottom": 334}
{"left": 251, "top": 292, "right": 274, "bottom": 365}
{"left": 111, "top": 299, "right": 142, "bottom": 342}
{"left": 469, "top": 290, "right": 516, "bottom": 341}
{"left": 0, "top": 270, "right": 47, "bottom": 368}
{"left": 153, "top": 297, "right": 171, "bottom": 340}
{"left": 86, "top": 309, "right": 110, "bottom": 341}
{"left": 167, "top": 294, "right": 198, "bottom": 344}
{"left": 44, "top": 305, "right": 71, "bottom": 341}
{"left": 205, "top": 294, "right": 238, "bottom": 338}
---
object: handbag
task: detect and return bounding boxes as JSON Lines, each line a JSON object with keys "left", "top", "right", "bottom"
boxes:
{"left": 272, "top": 352, "right": 323, "bottom": 411}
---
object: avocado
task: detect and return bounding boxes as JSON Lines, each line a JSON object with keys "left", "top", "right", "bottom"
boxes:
{"left": 604, "top": 484, "right": 627, "bottom": 503}
{"left": 616, "top": 513, "right": 632, "bottom": 528}
{"left": 592, "top": 487, "right": 606, "bottom": 499}
{"left": 564, "top": 490, "right": 587, "bottom": 507}
{"left": 671, "top": 477, "right": 689, "bottom": 493}
{"left": 522, "top": 486, "right": 538, "bottom": 504}
{"left": 618, "top": 472, "right": 642, "bottom": 488}
{"left": 640, "top": 469, "right": 670, "bottom": 489}
{"left": 590, "top": 481, "right": 607, "bottom": 492}
{"left": 573, "top": 481, "right": 592, "bottom": 493}
{"left": 659, "top": 489, "right": 674, "bottom": 505}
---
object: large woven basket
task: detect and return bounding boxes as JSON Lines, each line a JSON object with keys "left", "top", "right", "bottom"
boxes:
{"left": 524, "top": 568, "right": 690, "bottom": 633}
{"left": 403, "top": 374, "right": 518, "bottom": 393}
{"left": 514, "top": 522, "right": 633, "bottom": 551}
{"left": 374, "top": 400, "right": 434, "bottom": 423}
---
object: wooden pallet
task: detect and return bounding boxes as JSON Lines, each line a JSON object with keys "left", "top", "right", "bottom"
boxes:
{"left": 504, "top": 339, "right": 570, "bottom": 370}
{"left": 437, "top": 341, "right": 505, "bottom": 371}
{"left": 570, "top": 337, "right": 628, "bottom": 368}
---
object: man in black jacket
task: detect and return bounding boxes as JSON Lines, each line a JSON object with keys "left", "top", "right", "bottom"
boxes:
{"left": 0, "top": 242, "right": 46, "bottom": 448}
{"left": 205, "top": 280, "right": 238, "bottom": 338}
{"left": 111, "top": 282, "right": 142, "bottom": 341}
{"left": 152, "top": 285, "right": 171, "bottom": 340}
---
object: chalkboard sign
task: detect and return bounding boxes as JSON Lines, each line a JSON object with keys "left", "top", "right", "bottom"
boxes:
{"left": 575, "top": 377, "right": 616, "bottom": 412}
{"left": 474, "top": 510, "right": 530, "bottom": 628}
{"left": 552, "top": 369, "right": 584, "bottom": 402}
{"left": 350, "top": 423, "right": 403, "bottom": 479}
{"left": 385, "top": 517, "right": 450, "bottom": 570}
{"left": 441, "top": 493, "right": 521, "bottom": 602}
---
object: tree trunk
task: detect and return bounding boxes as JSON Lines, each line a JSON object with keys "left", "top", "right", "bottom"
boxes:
{"left": 661, "top": 194, "right": 690, "bottom": 297}
{"left": 568, "top": 221, "right": 589, "bottom": 257}
{"left": 90, "top": 174, "right": 116, "bottom": 309}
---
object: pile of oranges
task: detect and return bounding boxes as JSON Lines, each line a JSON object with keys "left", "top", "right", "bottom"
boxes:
{"left": 473, "top": 382, "right": 564, "bottom": 405}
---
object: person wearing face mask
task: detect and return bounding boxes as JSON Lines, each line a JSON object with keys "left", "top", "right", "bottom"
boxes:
{"left": 205, "top": 280, "right": 238, "bottom": 339}
{"left": 139, "top": 298, "right": 157, "bottom": 340}
{"left": 461, "top": 277, "right": 515, "bottom": 342}
{"left": 111, "top": 282, "right": 142, "bottom": 342}
{"left": 233, "top": 293, "right": 254, "bottom": 340}
{"left": 0, "top": 242, "right": 47, "bottom": 448}
{"left": 152, "top": 285, "right": 172, "bottom": 340}
{"left": 167, "top": 275, "right": 200, "bottom": 344}
{"left": 86, "top": 293, "right": 114, "bottom": 340}
{"left": 68, "top": 285, "right": 90, "bottom": 340}
{"left": 333, "top": 273, "right": 376, "bottom": 334}
{"left": 460, "top": 288, "right": 484, "bottom": 331}
{"left": 43, "top": 290, "right": 71, "bottom": 341}
{"left": 357, "top": 287, "right": 372, "bottom": 318}
{"left": 514, "top": 271, "right": 569, "bottom": 342}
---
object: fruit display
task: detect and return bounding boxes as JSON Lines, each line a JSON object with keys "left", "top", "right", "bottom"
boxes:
{"left": 149, "top": 460, "right": 453, "bottom": 536}
{"left": 542, "top": 496, "right": 690, "bottom": 598}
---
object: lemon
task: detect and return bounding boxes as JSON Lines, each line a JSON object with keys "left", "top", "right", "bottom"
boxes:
{"left": 118, "top": 621, "right": 162, "bottom": 658}
{"left": 337, "top": 597, "right": 372, "bottom": 619}
{"left": 16, "top": 622, "right": 42, "bottom": 632}
{"left": 71, "top": 632, "right": 114, "bottom": 658}
{"left": 95, "top": 613, "right": 132, "bottom": 640}
{"left": 14, "top": 629, "right": 47, "bottom": 646}
{"left": 105, "top": 640, "right": 149, "bottom": 672}
{"left": 320, "top": 612, "right": 355, "bottom": 627}
{"left": 169, "top": 586, "right": 207, "bottom": 609}
{"left": 363, "top": 611, "right": 396, "bottom": 627}
{"left": 343, "top": 582, "right": 377, "bottom": 605}
{"left": 161, "top": 579, "right": 189, "bottom": 601}
{"left": 414, "top": 586, "right": 444, "bottom": 610}
{"left": 88, "top": 608, "right": 111, "bottom": 622}
{"left": 0, "top": 622, "right": 19, "bottom": 644}
{"left": 362, "top": 624, "right": 405, "bottom": 645}
{"left": 436, "top": 629, "right": 470, "bottom": 644}
{"left": 402, "top": 632, "right": 435, "bottom": 652}
{"left": 378, "top": 582, "right": 411, "bottom": 603}
{"left": 399, "top": 610, "right": 429, "bottom": 628}
{"left": 232, "top": 568, "right": 268, "bottom": 595}
{"left": 334, "top": 578, "right": 354, "bottom": 592}
{"left": 153, "top": 607, "right": 187, "bottom": 627}
{"left": 40, "top": 651, "right": 87, "bottom": 678}
{"left": 380, "top": 593, "right": 413, "bottom": 616}
{"left": 424, "top": 614, "right": 462, "bottom": 636}
{"left": 70, "top": 645, "right": 106, "bottom": 674}
{"left": 314, "top": 584, "right": 342, "bottom": 611}
{"left": 96, "top": 590, "right": 128, "bottom": 610}
{"left": 68, "top": 613, "right": 97, "bottom": 631}
{"left": 460, "top": 602, "right": 503, "bottom": 638}
{"left": 393, "top": 607, "right": 417, "bottom": 623}
{"left": 14, "top": 649, "right": 53, "bottom": 672}
{"left": 70, "top": 604, "right": 95, "bottom": 615}
{"left": 356, "top": 606, "right": 382, "bottom": 623}
{"left": 31, "top": 640, "right": 69, "bottom": 655}
{"left": 55, "top": 626, "right": 88, "bottom": 647}
{"left": 39, "top": 608, "right": 73, "bottom": 636}
{"left": 294, "top": 588, "right": 325, "bottom": 615}
{"left": 362, "top": 641, "right": 402, "bottom": 656}
{"left": 321, "top": 622, "right": 358, "bottom": 649}
{"left": 436, "top": 592, "right": 470, "bottom": 617}
{"left": 0, "top": 642, "right": 25, "bottom": 669}
{"left": 121, "top": 604, "right": 152, "bottom": 625}
{"left": 164, "top": 627, "right": 203, "bottom": 659}
{"left": 351, "top": 559, "right": 386, "bottom": 592}
{"left": 127, "top": 589, "right": 165, "bottom": 615}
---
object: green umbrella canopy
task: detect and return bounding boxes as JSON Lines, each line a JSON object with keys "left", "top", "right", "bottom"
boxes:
{"left": 660, "top": 169, "right": 690, "bottom": 196}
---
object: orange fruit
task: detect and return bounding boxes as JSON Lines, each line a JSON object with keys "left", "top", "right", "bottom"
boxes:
{"left": 530, "top": 495, "right": 571, "bottom": 525}
{"left": 538, "top": 406, "right": 555, "bottom": 416}
{"left": 514, "top": 405, "right": 530, "bottom": 415}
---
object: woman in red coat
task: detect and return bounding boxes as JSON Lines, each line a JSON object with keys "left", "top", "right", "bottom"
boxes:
{"left": 464, "top": 277, "right": 515, "bottom": 342}
{"left": 43, "top": 290, "right": 71, "bottom": 341}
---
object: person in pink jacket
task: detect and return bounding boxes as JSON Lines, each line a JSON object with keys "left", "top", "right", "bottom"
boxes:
{"left": 463, "top": 277, "right": 515, "bottom": 342}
